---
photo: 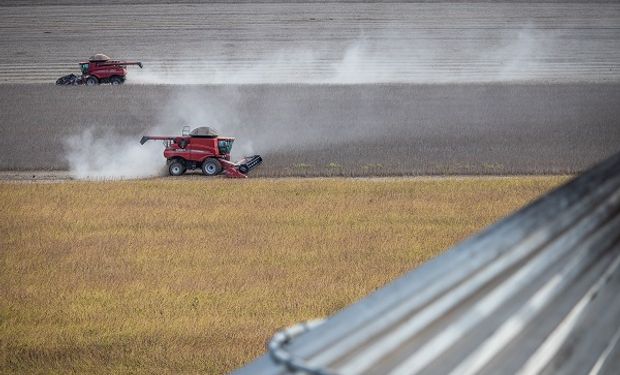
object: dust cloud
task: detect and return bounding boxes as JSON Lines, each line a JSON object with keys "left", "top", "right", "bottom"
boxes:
{"left": 132, "top": 29, "right": 555, "bottom": 84}
{"left": 62, "top": 92, "right": 254, "bottom": 179}
{"left": 64, "top": 28, "right": 555, "bottom": 179}
{"left": 64, "top": 128, "right": 164, "bottom": 179}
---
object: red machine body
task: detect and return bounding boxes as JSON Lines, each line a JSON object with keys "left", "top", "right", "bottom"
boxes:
{"left": 56, "top": 54, "right": 143, "bottom": 85}
{"left": 140, "top": 126, "right": 262, "bottom": 178}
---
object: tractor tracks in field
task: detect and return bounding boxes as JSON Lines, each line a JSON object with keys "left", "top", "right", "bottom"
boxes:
{"left": 0, "top": 2, "right": 619, "bottom": 84}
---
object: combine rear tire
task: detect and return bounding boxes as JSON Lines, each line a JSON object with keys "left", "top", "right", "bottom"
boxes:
{"left": 110, "top": 76, "right": 123, "bottom": 85}
{"left": 202, "top": 158, "right": 222, "bottom": 176}
{"left": 85, "top": 76, "right": 99, "bottom": 86}
{"left": 169, "top": 160, "right": 186, "bottom": 176}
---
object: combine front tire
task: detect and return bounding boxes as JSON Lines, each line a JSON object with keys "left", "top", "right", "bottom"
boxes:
{"left": 85, "top": 76, "right": 99, "bottom": 86}
{"left": 169, "top": 160, "right": 186, "bottom": 176}
{"left": 202, "top": 158, "right": 222, "bottom": 176}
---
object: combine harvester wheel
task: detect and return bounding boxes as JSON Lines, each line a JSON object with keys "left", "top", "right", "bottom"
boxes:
{"left": 85, "top": 76, "right": 98, "bottom": 85}
{"left": 202, "top": 158, "right": 223, "bottom": 176}
{"left": 110, "top": 76, "right": 123, "bottom": 85}
{"left": 168, "top": 160, "right": 186, "bottom": 176}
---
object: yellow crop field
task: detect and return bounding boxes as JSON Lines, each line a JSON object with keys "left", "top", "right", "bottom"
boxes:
{"left": 0, "top": 177, "right": 566, "bottom": 374}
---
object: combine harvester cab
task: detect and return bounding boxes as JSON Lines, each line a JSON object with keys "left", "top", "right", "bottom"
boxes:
{"left": 140, "top": 126, "right": 262, "bottom": 178}
{"left": 56, "top": 53, "right": 143, "bottom": 86}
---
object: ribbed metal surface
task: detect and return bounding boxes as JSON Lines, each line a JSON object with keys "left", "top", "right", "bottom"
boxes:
{"left": 235, "top": 151, "right": 620, "bottom": 375}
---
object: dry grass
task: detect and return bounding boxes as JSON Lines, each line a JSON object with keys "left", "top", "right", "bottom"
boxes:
{"left": 0, "top": 176, "right": 567, "bottom": 374}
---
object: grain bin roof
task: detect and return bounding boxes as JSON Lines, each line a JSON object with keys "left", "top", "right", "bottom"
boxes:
{"left": 235, "top": 151, "right": 620, "bottom": 375}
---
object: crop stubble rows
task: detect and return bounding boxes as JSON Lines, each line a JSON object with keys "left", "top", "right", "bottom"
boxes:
{"left": 0, "top": 83, "right": 618, "bottom": 176}
{"left": 1, "top": 1, "right": 618, "bottom": 176}
{"left": 0, "top": 2, "right": 619, "bottom": 83}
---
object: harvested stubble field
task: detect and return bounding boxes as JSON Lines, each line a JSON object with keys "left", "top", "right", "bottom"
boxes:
{"left": 1, "top": 1, "right": 618, "bottom": 177}
{"left": 1, "top": 2, "right": 619, "bottom": 84}
{"left": 1, "top": 83, "right": 619, "bottom": 177}
{"left": 0, "top": 176, "right": 566, "bottom": 374}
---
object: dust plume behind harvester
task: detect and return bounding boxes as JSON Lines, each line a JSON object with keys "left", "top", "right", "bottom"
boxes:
{"left": 140, "top": 126, "right": 262, "bottom": 178}
{"left": 56, "top": 53, "right": 143, "bottom": 86}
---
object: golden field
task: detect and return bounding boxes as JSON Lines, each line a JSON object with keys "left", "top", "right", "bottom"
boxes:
{"left": 0, "top": 177, "right": 567, "bottom": 374}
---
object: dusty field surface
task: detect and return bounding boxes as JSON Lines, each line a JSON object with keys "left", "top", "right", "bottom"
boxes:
{"left": 0, "top": 176, "right": 567, "bottom": 374}
{"left": 0, "top": 2, "right": 618, "bottom": 84}
{"left": 1, "top": 1, "right": 617, "bottom": 177}
{"left": 0, "top": 83, "right": 618, "bottom": 176}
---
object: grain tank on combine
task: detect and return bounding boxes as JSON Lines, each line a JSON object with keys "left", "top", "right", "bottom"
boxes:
{"left": 140, "top": 126, "right": 262, "bottom": 178}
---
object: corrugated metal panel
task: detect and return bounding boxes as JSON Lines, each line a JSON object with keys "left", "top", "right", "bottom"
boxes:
{"left": 235, "top": 151, "right": 620, "bottom": 375}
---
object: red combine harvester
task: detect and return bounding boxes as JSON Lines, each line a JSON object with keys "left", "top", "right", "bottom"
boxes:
{"left": 56, "top": 53, "right": 143, "bottom": 85}
{"left": 140, "top": 126, "right": 262, "bottom": 178}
